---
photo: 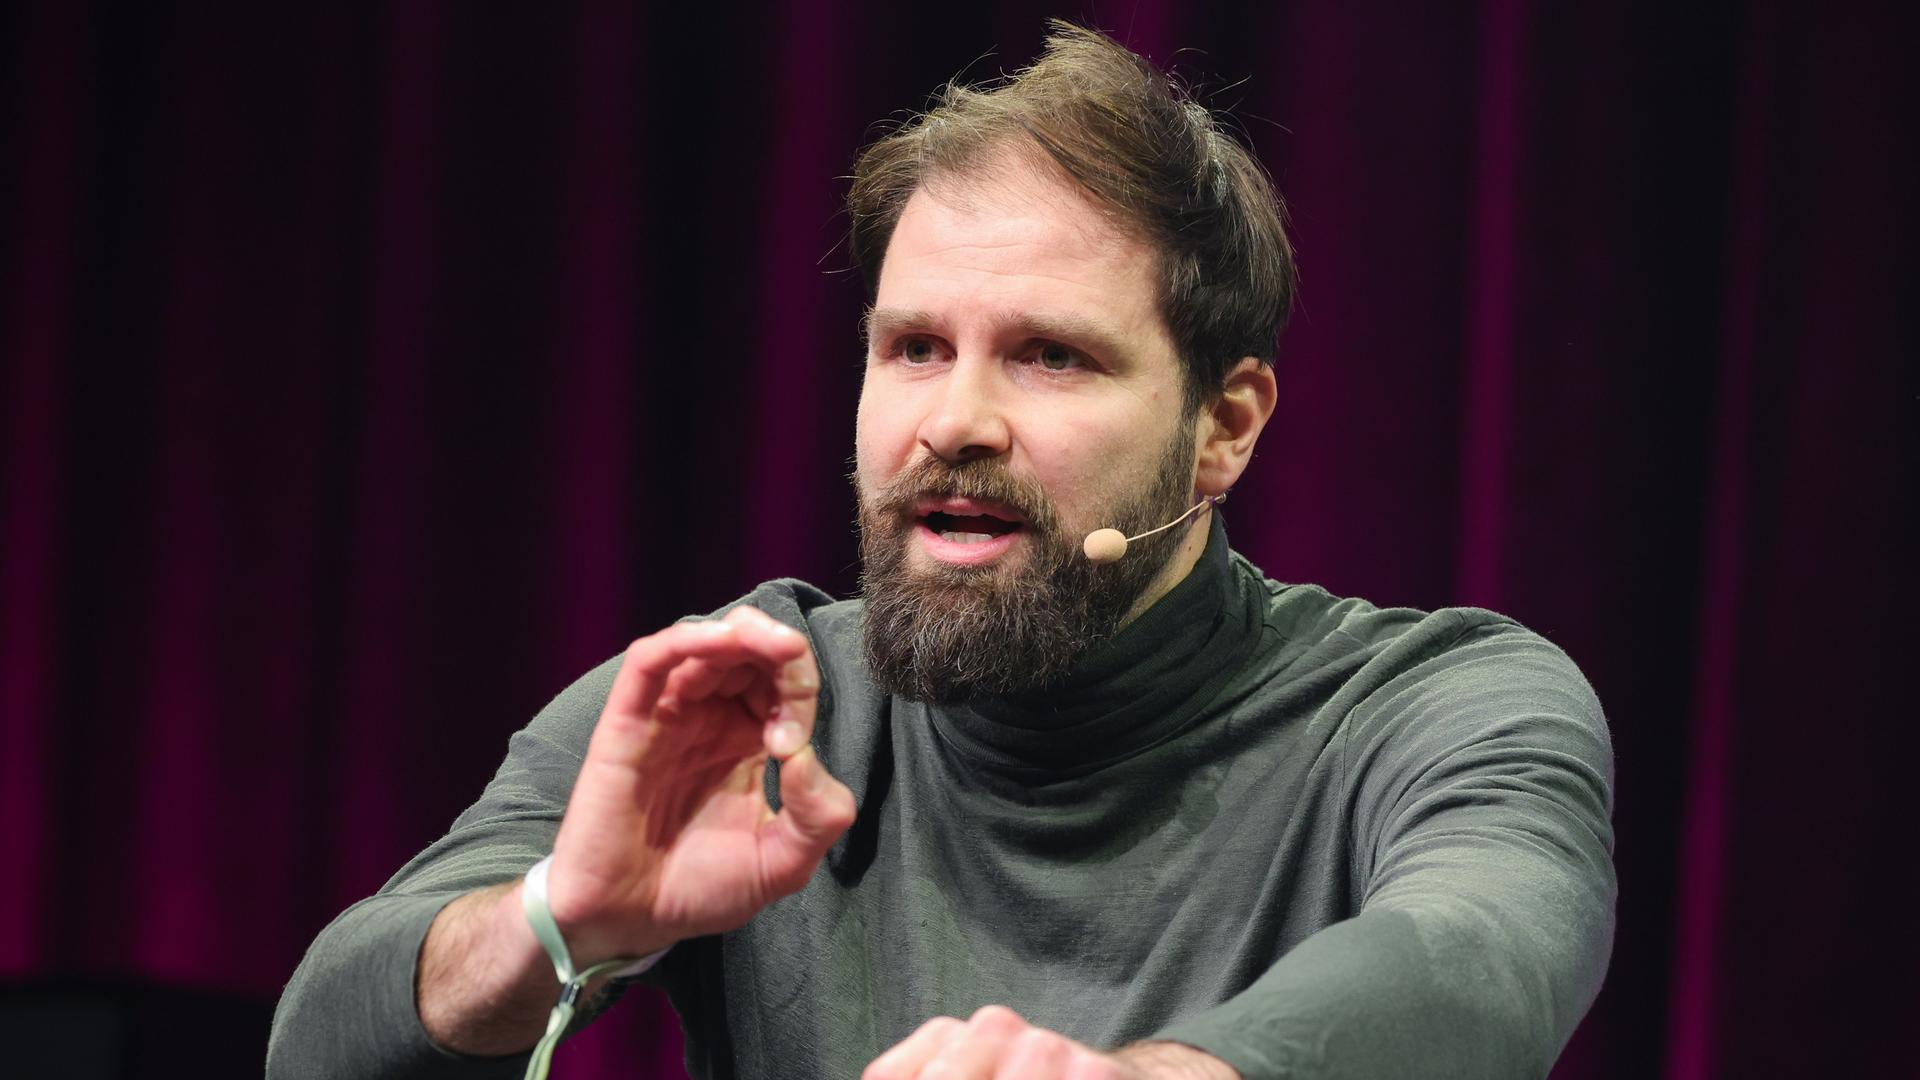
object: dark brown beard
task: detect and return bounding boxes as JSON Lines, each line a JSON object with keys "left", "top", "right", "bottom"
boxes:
{"left": 855, "top": 428, "right": 1197, "bottom": 703}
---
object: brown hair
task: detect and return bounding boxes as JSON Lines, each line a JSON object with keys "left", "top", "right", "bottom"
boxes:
{"left": 848, "top": 21, "right": 1296, "bottom": 411}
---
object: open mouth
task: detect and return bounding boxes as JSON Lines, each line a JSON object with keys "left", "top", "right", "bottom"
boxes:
{"left": 918, "top": 509, "right": 1024, "bottom": 544}
{"left": 911, "top": 497, "right": 1029, "bottom": 550}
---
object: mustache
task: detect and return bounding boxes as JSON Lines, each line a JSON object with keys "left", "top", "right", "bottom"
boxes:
{"left": 869, "top": 456, "right": 1060, "bottom": 534}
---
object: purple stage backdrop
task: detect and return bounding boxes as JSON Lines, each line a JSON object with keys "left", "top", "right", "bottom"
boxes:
{"left": 1, "top": 2, "right": 1913, "bottom": 1077}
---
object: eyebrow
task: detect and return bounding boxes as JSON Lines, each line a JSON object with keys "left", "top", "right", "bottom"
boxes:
{"left": 863, "top": 307, "right": 1136, "bottom": 364}
{"left": 861, "top": 307, "right": 930, "bottom": 347}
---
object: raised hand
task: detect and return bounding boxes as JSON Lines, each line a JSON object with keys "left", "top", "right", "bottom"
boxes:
{"left": 543, "top": 605, "right": 857, "bottom": 967}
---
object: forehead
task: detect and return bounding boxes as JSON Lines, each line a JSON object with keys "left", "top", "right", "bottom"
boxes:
{"left": 874, "top": 159, "right": 1172, "bottom": 356}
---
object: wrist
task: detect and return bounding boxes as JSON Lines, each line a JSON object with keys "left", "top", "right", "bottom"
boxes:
{"left": 538, "top": 859, "right": 678, "bottom": 969}
{"left": 522, "top": 855, "right": 671, "bottom": 981}
{"left": 489, "top": 880, "right": 551, "bottom": 973}
{"left": 1113, "top": 1040, "right": 1241, "bottom": 1080}
{"left": 514, "top": 857, "right": 672, "bottom": 1079}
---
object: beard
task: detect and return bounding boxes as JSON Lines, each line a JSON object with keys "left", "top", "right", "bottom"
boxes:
{"left": 856, "top": 427, "right": 1198, "bottom": 704}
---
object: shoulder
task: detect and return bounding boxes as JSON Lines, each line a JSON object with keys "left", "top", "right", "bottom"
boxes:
{"left": 1235, "top": 551, "right": 1595, "bottom": 699}
{"left": 1338, "top": 606, "right": 1609, "bottom": 791}
{"left": 1229, "top": 552, "right": 1608, "bottom": 774}
{"left": 700, "top": 577, "right": 850, "bottom": 633}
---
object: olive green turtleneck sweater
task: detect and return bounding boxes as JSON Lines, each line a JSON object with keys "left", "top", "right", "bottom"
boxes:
{"left": 269, "top": 519, "right": 1616, "bottom": 1079}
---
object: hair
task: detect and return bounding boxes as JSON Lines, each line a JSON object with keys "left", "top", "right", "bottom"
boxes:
{"left": 847, "top": 20, "right": 1297, "bottom": 412}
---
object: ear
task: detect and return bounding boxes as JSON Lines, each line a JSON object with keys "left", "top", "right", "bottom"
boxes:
{"left": 1194, "top": 357, "right": 1276, "bottom": 497}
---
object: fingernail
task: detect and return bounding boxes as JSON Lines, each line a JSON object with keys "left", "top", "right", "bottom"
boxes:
{"left": 770, "top": 720, "right": 803, "bottom": 756}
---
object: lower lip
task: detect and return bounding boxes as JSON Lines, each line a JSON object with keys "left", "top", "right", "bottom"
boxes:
{"left": 914, "top": 522, "right": 1023, "bottom": 565}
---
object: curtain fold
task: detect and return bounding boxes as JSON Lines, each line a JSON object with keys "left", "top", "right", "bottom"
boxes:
{"left": 1668, "top": 3, "right": 1916, "bottom": 1075}
{"left": 0, "top": 0, "right": 86, "bottom": 980}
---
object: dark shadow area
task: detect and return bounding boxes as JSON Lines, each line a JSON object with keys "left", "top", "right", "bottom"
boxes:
{"left": 0, "top": 981, "right": 275, "bottom": 1080}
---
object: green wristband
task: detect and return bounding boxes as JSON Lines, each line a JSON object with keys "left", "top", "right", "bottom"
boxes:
{"left": 518, "top": 855, "right": 666, "bottom": 1080}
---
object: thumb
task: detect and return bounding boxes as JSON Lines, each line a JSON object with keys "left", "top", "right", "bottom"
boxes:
{"left": 758, "top": 745, "right": 857, "bottom": 897}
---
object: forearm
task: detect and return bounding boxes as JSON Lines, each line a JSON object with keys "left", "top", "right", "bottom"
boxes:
{"left": 268, "top": 891, "right": 532, "bottom": 1080}
{"left": 269, "top": 882, "right": 628, "bottom": 1079}
{"left": 1156, "top": 909, "right": 1536, "bottom": 1079}
{"left": 1156, "top": 873, "right": 1610, "bottom": 1080}
{"left": 416, "top": 882, "right": 558, "bottom": 1056}
{"left": 1115, "top": 1040, "right": 1241, "bottom": 1079}
{"left": 422, "top": 878, "right": 657, "bottom": 1056}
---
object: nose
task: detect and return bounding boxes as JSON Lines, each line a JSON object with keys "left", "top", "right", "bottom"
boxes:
{"left": 917, "top": 357, "right": 1010, "bottom": 463}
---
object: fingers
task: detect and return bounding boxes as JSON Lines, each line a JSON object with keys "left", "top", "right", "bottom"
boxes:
{"left": 724, "top": 607, "right": 822, "bottom": 758}
{"left": 712, "top": 607, "right": 819, "bottom": 752}
{"left": 922, "top": 1006, "right": 1026, "bottom": 1078}
{"left": 721, "top": 603, "right": 813, "bottom": 667}
{"left": 695, "top": 608, "right": 820, "bottom": 759}
{"left": 604, "top": 621, "right": 755, "bottom": 722}
{"left": 863, "top": 1008, "right": 1102, "bottom": 1080}
{"left": 863, "top": 1016, "right": 965, "bottom": 1079}
{"left": 764, "top": 649, "right": 818, "bottom": 758}
{"left": 995, "top": 1028, "right": 1076, "bottom": 1078}
{"left": 600, "top": 607, "right": 812, "bottom": 723}
{"left": 659, "top": 653, "right": 763, "bottom": 709}
{"left": 758, "top": 745, "right": 857, "bottom": 896}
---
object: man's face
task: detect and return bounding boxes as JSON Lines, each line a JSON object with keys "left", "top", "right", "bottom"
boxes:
{"left": 853, "top": 156, "right": 1199, "bottom": 702}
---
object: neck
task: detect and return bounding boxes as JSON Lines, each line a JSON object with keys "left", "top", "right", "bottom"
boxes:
{"left": 1115, "top": 508, "right": 1213, "bottom": 629}
{"left": 927, "top": 512, "right": 1263, "bottom": 777}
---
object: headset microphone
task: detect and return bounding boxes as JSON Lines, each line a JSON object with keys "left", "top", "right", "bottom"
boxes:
{"left": 1082, "top": 492, "right": 1228, "bottom": 563}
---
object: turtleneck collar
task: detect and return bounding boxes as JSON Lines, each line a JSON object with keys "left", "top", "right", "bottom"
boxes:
{"left": 925, "top": 515, "right": 1265, "bottom": 777}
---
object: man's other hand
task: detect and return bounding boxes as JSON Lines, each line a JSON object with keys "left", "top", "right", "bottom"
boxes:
{"left": 545, "top": 605, "right": 857, "bottom": 966}
{"left": 863, "top": 1006, "right": 1241, "bottom": 1079}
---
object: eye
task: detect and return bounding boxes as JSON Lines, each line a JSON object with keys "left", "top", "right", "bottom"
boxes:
{"left": 1032, "top": 342, "right": 1086, "bottom": 372}
{"left": 899, "top": 337, "right": 939, "bottom": 365}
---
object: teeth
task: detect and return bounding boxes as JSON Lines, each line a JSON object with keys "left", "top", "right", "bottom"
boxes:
{"left": 939, "top": 531, "right": 998, "bottom": 544}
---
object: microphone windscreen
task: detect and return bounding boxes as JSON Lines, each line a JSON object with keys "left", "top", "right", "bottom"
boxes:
{"left": 1083, "top": 528, "right": 1128, "bottom": 563}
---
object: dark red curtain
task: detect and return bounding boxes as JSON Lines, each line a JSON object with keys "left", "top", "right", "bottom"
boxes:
{"left": 1, "top": 2, "right": 1911, "bottom": 1077}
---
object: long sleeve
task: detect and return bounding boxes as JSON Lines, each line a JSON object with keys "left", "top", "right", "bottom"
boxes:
{"left": 265, "top": 655, "right": 622, "bottom": 1079}
{"left": 1155, "top": 620, "right": 1616, "bottom": 1079}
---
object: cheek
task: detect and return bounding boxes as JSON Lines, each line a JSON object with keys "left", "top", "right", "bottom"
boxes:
{"left": 1027, "top": 407, "right": 1184, "bottom": 516}
{"left": 1020, "top": 420, "right": 1130, "bottom": 514}
{"left": 853, "top": 383, "right": 910, "bottom": 491}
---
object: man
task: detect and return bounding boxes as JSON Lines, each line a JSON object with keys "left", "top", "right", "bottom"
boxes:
{"left": 270, "top": 23, "right": 1614, "bottom": 1080}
